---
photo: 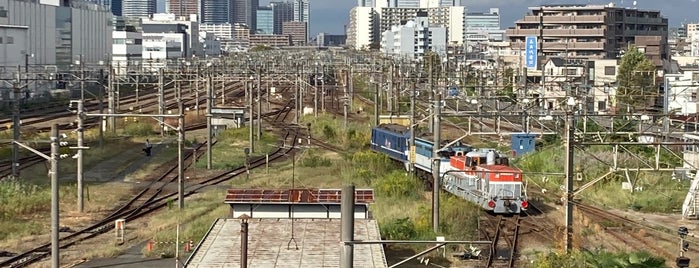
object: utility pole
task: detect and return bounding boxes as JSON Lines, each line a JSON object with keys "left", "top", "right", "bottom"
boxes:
{"left": 374, "top": 82, "right": 379, "bottom": 126}
{"left": 432, "top": 92, "right": 441, "bottom": 233}
{"left": 343, "top": 69, "right": 349, "bottom": 129}
{"left": 387, "top": 65, "right": 393, "bottom": 114}
{"left": 256, "top": 69, "right": 261, "bottom": 141}
{"left": 428, "top": 59, "right": 434, "bottom": 133}
{"left": 248, "top": 80, "right": 255, "bottom": 153}
{"left": 50, "top": 124, "right": 60, "bottom": 268}
{"left": 206, "top": 75, "right": 212, "bottom": 169}
{"left": 158, "top": 69, "right": 165, "bottom": 137}
{"left": 98, "top": 69, "right": 104, "bottom": 148}
{"left": 539, "top": 6, "right": 546, "bottom": 109}
{"left": 295, "top": 67, "right": 300, "bottom": 124}
{"left": 77, "top": 65, "right": 85, "bottom": 213}
{"left": 321, "top": 65, "right": 326, "bottom": 113}
{"left": 108, "top": 67, "right": 116, "bottom": 133}
{"left": 564, "top": 109, "right": 575, "bottom": 252}
{"left": 409, "top": 81, "right": 416, "bottom": 173}
{"left": 11, "top": 72, "right": 20, "bottom": 178}
{"left": 314, "top": 76, "right": 318, "bottom": 118}
{"left": 177, "top": 82, "right": 185, "bottom": 209}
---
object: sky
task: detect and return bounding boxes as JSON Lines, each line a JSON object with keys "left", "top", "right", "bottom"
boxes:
{"left": 159, "top": 0, "right": 699, "bottom": 36}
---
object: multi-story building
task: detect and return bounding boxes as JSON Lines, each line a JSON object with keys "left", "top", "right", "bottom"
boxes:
{"left": 316, "top": 33, "right": 347, "bottom": 47}
{"left": 111, "top": 0, "right": 122, "bottom": 16}
{"left": 282, "top": 20, "right": 306, "bottom": 45}
{"left": 346, "top": 6, "right": 378, "bottom": 50}
{"left": 687, "top": 23, "right": 699, "bottom": 40}
{"left": 256, "top": 6, "right": 274, "bottom": 34}
{"left": 465, "top": 8, "right": 505, "bottom": 42}
{"left": 378, "top": 6, "right": 465, "bottom": 45}
{"left": 293, "top": 0, "right": 309, "bottom": 38}
{"left": 200, "top": 0, "right": 232, "bottom": 24}
{"left": 506, "top": 4, "right": 668, "bottom": 60}
{"left": 270, "top": 1, "right": 293, "bottom": 34}
{"left": 200, "top": 23, "right": 234, "bottom": 40}
{"left": 0, "top": 25, "right": 27, "bottom": 67}
{"left": 112, "top": 16, "right": 142, "bottom": 73}
{"left": 142, "top": 13, "right": 202, "bottom": 57}
{"left": 0, "top": 0, "right": 112, "bottom": 67}
{"left": 122, "top": 0, "right": 156, "bottom": 17}
{"left": 381, "top": 12, "right": 447, "bottom": 60}
{"left": 166, "top": 0, "right": 198, "bottom": 18}
{"left": 667, "top": 71, "right": 699, "bottom": 116}
{"left": 232, "top": 0, "right": 258, "bottom": 33}
{"left": 249, "top": 34, "right": 291, "bottom": 47}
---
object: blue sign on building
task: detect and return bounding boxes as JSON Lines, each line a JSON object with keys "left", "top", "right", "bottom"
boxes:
{"left": 525, "top": 36, "right": 538, "bottom": 68}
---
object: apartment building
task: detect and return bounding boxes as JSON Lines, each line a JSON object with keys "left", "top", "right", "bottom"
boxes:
{"left": 506, "top": 4, "right": 668, "bottom": 60}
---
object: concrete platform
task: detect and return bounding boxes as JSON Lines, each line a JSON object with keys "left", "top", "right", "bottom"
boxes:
{"left": 185, "top": 218, "right": 387, "bottom": 268}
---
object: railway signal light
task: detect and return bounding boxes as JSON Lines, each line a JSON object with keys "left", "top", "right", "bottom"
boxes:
{"left": 677, "top": 256, "right": 690, "bottom": 268}
{"left": 683, "top": 241, "right": 690, "bottom": 252}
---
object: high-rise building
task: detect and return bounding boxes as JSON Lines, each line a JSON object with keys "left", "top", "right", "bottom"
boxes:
{"left": 111, "top": 0, "right": 122, "bottom": 16}
{"left": 347, "top": 6, "right": 378, "bottom": 50}
{"left": 200, "top": 0, "right": 232, "bottom": 24}
{"left": 270, "top": 1, "right": 293, "bottom": 35}
{"left": 122, "top": 0, "right": 156, "bottom": 17}
{"left": 257, "top": 7, "right": 274, "bottom": 34}
{"left": 506, "top": 4, "right": 668, "bottom": 59}
{"left": 166, "top": 0, "right": 198, "bottom": 18}
{"left": 0, "top": 0, "right": 112, "bottom": 74}
{"left": 465, "top": 8, "right": 504, "bottom": 42}
{"left": 232, "top": 0, "right": 259, "bottom": 33}
{"left": 293, "top": 0, "right": 309, "bottom": 38}
{"left": 378, "top": 7, "right": 466, "bottom": 44}
{"left": 381, "top": 12, "right": 447, "bottom": 59}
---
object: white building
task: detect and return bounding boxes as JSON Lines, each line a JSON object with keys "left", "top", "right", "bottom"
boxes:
{"left": 200, "top": 23, "right": 234, "bottom": 40}
{"left": 112, "top": 31, "right": 143, "bottom": 72}
{"left": 349, "top": 5, "right": 465, "bottom": 50}
{"left": 0, "top": 25, "right": 27, "bottom": 66}
{"left": 346, "top": 6, "right": 377, "bottom": 50}
{"left": 667, "top": 72, "right": 699, "bottom": 116}
{"left": 142, "top": 13, "right": 203, "bottom": 57}
{"left": 380, "top": 15, "right": 446, "bottom": 60}
{"left": 0, "top": 0, "right": 112, "bottom": 67}
{"left": 142, "top": 33, "right": 186, "bottom": 59}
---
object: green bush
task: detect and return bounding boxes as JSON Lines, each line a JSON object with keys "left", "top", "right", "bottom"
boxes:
{"left": 300, "top": 152, "right": 332, "bottom": 167}
{"left": 373, "top": 170, "right": 421, "bottom": 199}
{"left": 530, "top": 250, "right": 666, "bottom": 268}
{"left": 0, "top": 179, "right": 50, "bottom": 220}
{"left": 380, "top": 217, "right": 417, "bottom": 240}
{"left": 322, "top": 125, "right": 336, "bottom": 139}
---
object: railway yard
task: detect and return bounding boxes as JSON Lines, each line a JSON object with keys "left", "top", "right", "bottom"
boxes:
{"left": 1, "top": 51, "right": 699, "bottom": 268}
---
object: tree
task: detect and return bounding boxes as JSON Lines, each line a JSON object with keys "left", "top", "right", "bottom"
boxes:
{"left": 616, "top": 46, "right": 656, "bottom": 112}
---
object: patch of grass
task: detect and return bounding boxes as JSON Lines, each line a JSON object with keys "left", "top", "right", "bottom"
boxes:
{"left": 300, "top": 114, "right": 371, "bottom": 150}
{"left": 123, "top": 122, "right": 156, "bottom": 136}
{"left": 208, "top": 127, "right": 278, "bottom": 169}
{"left": 142, "top": 190, "right": 229, "bottom": 257}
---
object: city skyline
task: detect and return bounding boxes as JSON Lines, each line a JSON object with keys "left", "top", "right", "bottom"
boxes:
{"left": 154, "top": 0, "right": 699, "bottom": 36}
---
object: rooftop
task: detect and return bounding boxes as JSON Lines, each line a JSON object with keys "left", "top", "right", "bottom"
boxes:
{"left": 224, "top": 188, "right": 375, "bottom": 204}
{"left": 185, "top": 218, "right": 387, "bottom": 268}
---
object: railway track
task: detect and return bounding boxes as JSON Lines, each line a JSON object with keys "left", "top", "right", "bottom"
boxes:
{"left": 0, "top": 94, "right": 297, "bottom": 268}
{"left": 574, "top": 202, "right": 698, "bottom": 263}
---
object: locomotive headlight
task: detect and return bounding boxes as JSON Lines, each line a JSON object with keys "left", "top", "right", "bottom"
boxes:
{"left": 487, "top": 200, "right": 496, "bottom": 208}
{"left": 521, "top": 200, "right": 529, "bottom": 209}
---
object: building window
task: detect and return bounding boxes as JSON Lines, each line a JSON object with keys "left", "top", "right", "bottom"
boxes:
{"left": 604, "top": 66, "right": 615, "bottom": 76}
{"left": 5, "top": 36, "right": 11, "bottom": 44}
{"left": 0, "top": 37, "right": 3, "bottom": 44}
{"left": 0, "top": 7, "right": 7, "bottom": 17}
